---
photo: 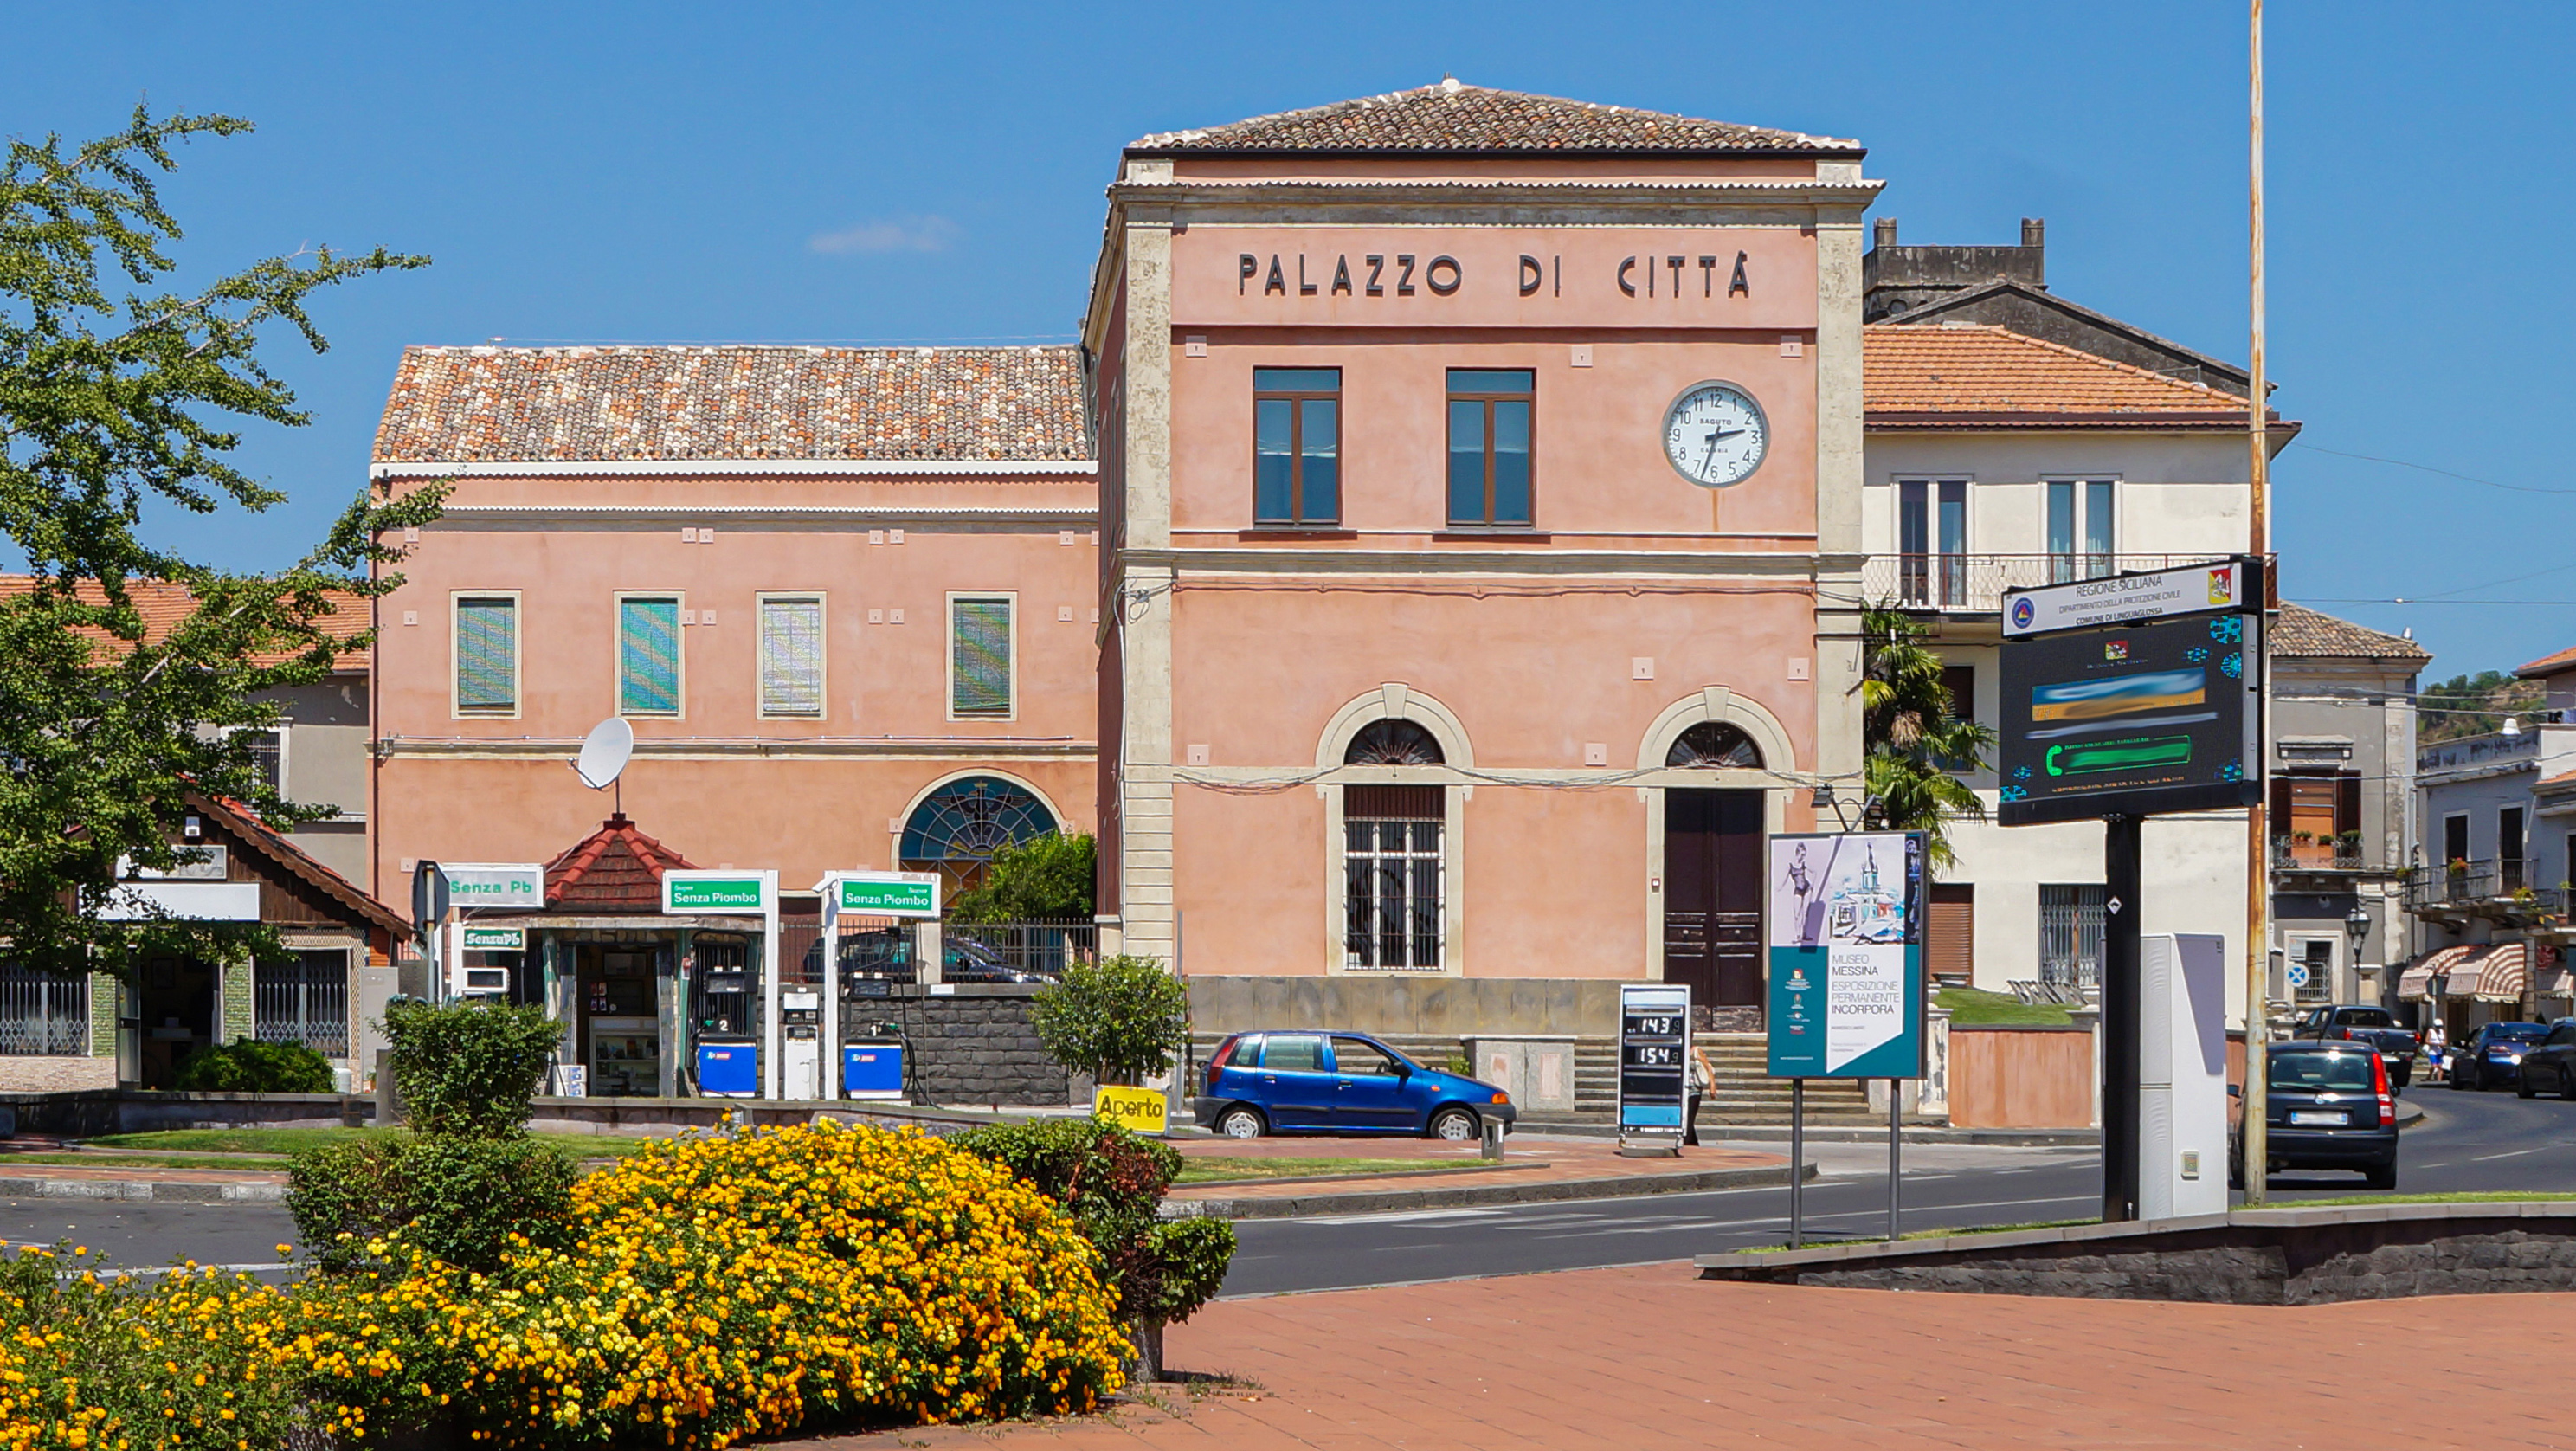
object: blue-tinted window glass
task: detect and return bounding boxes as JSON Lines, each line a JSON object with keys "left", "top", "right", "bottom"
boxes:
{"left": 1255, "top": 397, "right": 1295, "bottom": 522}
{"left": 2084, "top": 480, "right": 2116, "bottom": 558}
{"left": 1446, "top": 399, "right": 1484, "bottom": 523}
{"left": 1491, "top": 399, "right": 1531, "bottom": 525}
{"left": 1253, "top": 367, "right": 1340, "bottom": 391}
{"left": 1302, "top": 397, "right": 1338, "bottom": 521}
{"left": 1450, "top": 369, "right": 1534, "bottom": 393}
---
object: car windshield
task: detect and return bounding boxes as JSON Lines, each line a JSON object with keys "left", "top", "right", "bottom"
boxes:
{"left": 2269, "top": 1052, "right": 2375, "bottom": 1093}
{"left": 2335, "top": 1009, "right": 2397, "bottom": 1028}
{"left": 2487, "top": 1023, "right": 2548, "bottom": 1043}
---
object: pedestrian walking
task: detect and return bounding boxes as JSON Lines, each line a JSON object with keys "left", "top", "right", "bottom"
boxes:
{"left": 1684, "top": 1041, "right": 1715, "bottom": 1146}
{"left": 2423, "top": 1018, "right": 2447, "bottom": 1084}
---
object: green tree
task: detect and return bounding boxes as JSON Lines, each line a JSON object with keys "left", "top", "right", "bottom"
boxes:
{"left": 0, "top": 106, "right": 444, "bottom": 972}
{"left": 2419, "top": 668, "right": 2541, "bottom": 744}
{"left": 1029, "top": 954, "right": 1188, "bottom": 1087}
{"left": 949, "top": 831, "right": 1096, "bottom": 921}
{"left": 1860, "top": 604, "right": 1997, "bottom": 873}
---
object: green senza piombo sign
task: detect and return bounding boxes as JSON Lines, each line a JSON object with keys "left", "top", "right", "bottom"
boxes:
{"left": 460, "top": 926, "right": 525, "bottom": 950}
{"left": 662, "top": 874, "right": 770, "bottom": 913}
{"left": 833, "top": 874, "right": 940, "bottom": 919}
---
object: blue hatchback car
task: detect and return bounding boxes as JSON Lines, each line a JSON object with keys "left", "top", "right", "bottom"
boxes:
{"left": 1193, "top": 1030, "right": 1517, "bottom": 1140}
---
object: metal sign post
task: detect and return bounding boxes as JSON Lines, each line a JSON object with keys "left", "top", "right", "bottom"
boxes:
{"left": 814, "top": 872, "right": 940, "bottom": 1100}
{"left": 1789, "top": 1078, "right": 1805, "bottom": 1248}
{"left": 1617, "top": 983, "right": 1691, "bottom": 1157}
{"left": 661, "top": 871, "right": 778, "bottom": 1095}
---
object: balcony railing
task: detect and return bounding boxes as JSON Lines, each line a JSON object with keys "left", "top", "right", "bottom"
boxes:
{"left": 2270, "top": 840, "right": 2381, "bottom": 874}
{"left": 2404, "top": 859, "right": 2566, "bottom": 919}
{"left": 1860, "top": 553, "right": 2235, "bottom": 615}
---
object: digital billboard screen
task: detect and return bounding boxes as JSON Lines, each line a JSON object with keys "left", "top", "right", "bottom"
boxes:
{"left": 1996, "top": 609, "right": 2262, "bottom": 826}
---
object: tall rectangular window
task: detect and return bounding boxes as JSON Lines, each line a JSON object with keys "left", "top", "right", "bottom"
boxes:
{"left": 618, "top": 596, "right": 682, "bottom": 717}
{"left": 254, "top": 951, "right": 348, "bottom": 1058}
{"left": 1344, "top": 784, "right": 1444, "bottom": 970}
{"left": 1446, "top": 369, "right": 1534, "bottom": 526}
{"left": 2038, "top": 883, "right": 2107, "bottom": 991}
{"left": 2502, "top": 805, "right": 2528, "bottom": 889}
{"left": 1253, "top": 367, "right": 1340, "bottom": 525}
{"left": 2046, "top": 479, "right": 2116, "bottom": 582}
{"left": 454, "top": 595, "right": 518, "bottom": 716}
{"left": 1898, "top": 480, "right": 1969, "bottom": 606}
{"left": 950, "top": 596, "right": 1013, "bottom": 718}
{"left": 757, "top": 595, "right": 826, "bottom": 719}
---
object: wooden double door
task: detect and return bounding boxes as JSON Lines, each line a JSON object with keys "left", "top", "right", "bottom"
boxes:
{"left": 1663, "top": 789, "right": 1764, "bottom": 1009}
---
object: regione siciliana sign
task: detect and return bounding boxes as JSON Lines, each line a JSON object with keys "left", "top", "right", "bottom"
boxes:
{"left": 1766, "top": 832, "right": 1927, "bottom": 1079}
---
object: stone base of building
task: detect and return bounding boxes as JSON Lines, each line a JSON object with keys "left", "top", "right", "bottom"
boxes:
{"left": 1185, "top": 975, "right": 1629, "bottom": 1040}
{"left": 0, "top": 1056, "right": 118, "bottom": 1093}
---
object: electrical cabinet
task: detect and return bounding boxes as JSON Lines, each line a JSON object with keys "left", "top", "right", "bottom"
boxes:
{"left": 2140, "top": 932, "right": 2229, "bottom": 1220}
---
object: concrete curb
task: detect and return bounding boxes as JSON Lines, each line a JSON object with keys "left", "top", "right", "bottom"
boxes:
{"left": 1162, "top": 1159, "right": 1805, "bottom": 1221}
{"left": 1, "top": 1178, "right": 286, "bottom": 1203}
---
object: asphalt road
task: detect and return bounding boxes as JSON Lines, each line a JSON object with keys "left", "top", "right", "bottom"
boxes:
{"left": 6, "top": 1084, "right": 2573, "bottom": 1289}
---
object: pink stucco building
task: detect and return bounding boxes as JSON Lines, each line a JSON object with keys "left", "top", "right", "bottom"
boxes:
{"left": 368, "top": 345, "right": 1101, "bottom": 903}
{"left": 1086, "top": 82, "right": 1878, "bottom": 1039}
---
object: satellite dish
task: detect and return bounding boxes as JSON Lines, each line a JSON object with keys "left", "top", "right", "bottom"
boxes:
{"left": 574, "top": 717, "right": 635, "bottom": 790}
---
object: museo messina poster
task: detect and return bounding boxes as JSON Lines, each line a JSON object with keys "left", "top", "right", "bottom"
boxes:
{"left": 1765, "top": 831, "right": 1927, "bottom": 1079}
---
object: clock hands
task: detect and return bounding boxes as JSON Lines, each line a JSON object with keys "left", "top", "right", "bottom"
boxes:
{"left": 1700, "top": 426, "right": 1745, "bottom": 476}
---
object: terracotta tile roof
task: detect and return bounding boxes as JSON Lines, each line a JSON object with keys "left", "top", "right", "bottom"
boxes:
{"left": 544, "top": 814, "right": 698, "bottom": 912}
{"left": 189, "top": 791, "right": 408, "bottom": 936}
{"left": 2517, "top": 645, "right": 2576, "bottom": 679}
{"left": 1129, "top": 80, "right": 1859, "bottom": 156}
{"left": 2270, "top": 603, "right": 2431, "bottom": 662}
{"left": 0, "top": 577, "right": 370, "bottom": 669}
{"left": 373, "top": 345, "right": 1090, "bottom": 465}
{"left": 1864, "top": 324, "right": 2258, "bottom": 426}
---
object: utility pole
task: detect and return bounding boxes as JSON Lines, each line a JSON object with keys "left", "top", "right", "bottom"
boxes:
{"left": 2242, "top": 0, "right": 2272, "bottom": 1205}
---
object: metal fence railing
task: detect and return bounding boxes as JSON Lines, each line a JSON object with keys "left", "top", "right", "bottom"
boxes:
{"left": 943, "top": 919, "right": 1098, "bottom": 977}
{"left": 0, "top": 969, "right": 88, "bottom": 1056}
{"left": 254, "top": 951, "right": 350, "bottom": 1058}
{"left": 1860, "top": 553, "right": 2235, "bottom": 614}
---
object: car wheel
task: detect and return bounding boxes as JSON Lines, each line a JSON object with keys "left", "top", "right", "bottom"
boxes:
{"left": 1216, "top": 1106, "right": 1266, "bottom": 1139}
{"left": 2448, "top": 1068, "right": 2464, "bottom": 1092}
{"left": 2392, "top": 1062, "right": 2412, "bottom": 1092}
{"left": 1427, "top": 1106, "right": 1479, "bottom": 1142}
{"left": 2364, "top": 1160, "right": 2397, "bottom": 1191}
{"left": 2520, "top": 1068, "right": 2540, "bottom": 1100}
{"left": 2562, "top": 1067, "right": 2576, "bottom": 1102}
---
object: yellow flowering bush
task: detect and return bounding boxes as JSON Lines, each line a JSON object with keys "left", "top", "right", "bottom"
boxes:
{"left": 288, "top": 1120, "right": 1127, "bottom": 1447}
{"left": 0, "top": 1245, "right": 310, "bottom": 1451}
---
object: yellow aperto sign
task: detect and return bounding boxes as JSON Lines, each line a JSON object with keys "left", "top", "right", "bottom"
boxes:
{"left": 1092, "top": 1084, "right": 1169, "bottom": 1135}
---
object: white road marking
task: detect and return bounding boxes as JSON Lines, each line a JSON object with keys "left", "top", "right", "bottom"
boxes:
{"left": 2473, "top": 1147, "right": 2546, "bottom": 1161}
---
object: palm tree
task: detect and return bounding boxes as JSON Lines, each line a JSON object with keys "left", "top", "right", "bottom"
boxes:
{"left": 1859, "top": 604, "right": 1997, "bottom": 874}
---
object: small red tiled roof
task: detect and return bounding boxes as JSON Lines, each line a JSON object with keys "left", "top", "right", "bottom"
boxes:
{"left": 2270, "top": 603, "right": 2430, "bottom": 663}
{"left": 544, "top": 814, "right": 698, "bottom": 912}
{"left": 373, "top": 345, "right": 1089, "bottom": 465}
{"left": 0, "top": 577, "right": 370, "bottom": 669}
{"left": 1864, "top": 324, "right": 2262, "bottom": 427}
{"left": 1129, "top": 79, "right": 1859, "bottom": 156}
{"left": 2516, "top": 645, "right": 2576, "bottom": 680}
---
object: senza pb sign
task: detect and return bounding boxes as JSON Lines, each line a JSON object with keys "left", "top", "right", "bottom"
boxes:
{"left": 440, "top": 864, "right": 546, "bottom": 907}
{"left": 662, "top": 871, "right": 772, "bottom": 914}
{"left": 828, "top": 873, "right": 941, "bottom": 921}
{"left": 460, "top": 925, "right": 525, "bottom": 951}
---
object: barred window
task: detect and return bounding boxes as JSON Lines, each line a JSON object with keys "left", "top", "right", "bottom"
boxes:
{"left": 757, "top": 596, "right": 825, "bottom": 718}
{"left": 454, "top": 596, "right": 518, "bottom": 715}
{"left": 1344, "top": 784, "right": 1444, "bottom": 971}
{"left": 0, "top": 967, "right": 87, "bottom": 1056}
{"left": 254, "top": 951, "right": 349, "bottom": 1058}
{"left": 950, "top": 597, "right": 1013, "bottom": 718}
{"left": 619, "top": 596, "right": 683, "bottom": 717}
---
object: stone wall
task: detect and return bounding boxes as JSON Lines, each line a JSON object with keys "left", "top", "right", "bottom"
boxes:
{"left": 1699, "top": 1203, "right": 2576, "bottom": 1305}
{"left": 1186, "top": 976, "right": 1621, "bottom": 1040}
{"left": 895, "top": 988, "right": 1079, "bottom": 1107}
{"left": 0, "top": 1056, "right": 118, "bottom": 1093}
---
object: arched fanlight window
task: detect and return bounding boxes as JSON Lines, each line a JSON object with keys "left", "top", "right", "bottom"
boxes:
{"left": 899, "top": 776, "right": 1059, "bottom": 892}
{"left": 1344, "top": 719, "right": 1446, "bottom": 766}
{"left": 1666, "top": 721, "right": 1763, "bottom": 770}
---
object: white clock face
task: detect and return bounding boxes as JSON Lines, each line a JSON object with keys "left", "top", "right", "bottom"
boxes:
{"left": 1663, "top": 383, "right": 1768, "bottom": 488}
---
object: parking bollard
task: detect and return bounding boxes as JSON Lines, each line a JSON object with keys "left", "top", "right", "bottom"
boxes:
{"left": 1479, "top": 1114, "right": 1505, "bottom": 1161}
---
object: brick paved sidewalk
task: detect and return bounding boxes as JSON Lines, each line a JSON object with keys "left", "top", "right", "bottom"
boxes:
{"left": 812, "top": 1261, "right": 2562, "bottom": 1449}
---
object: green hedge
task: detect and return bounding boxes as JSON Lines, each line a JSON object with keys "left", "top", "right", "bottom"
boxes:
{"left": 172, "top": 1036, "right": 333, "bottom": 1093}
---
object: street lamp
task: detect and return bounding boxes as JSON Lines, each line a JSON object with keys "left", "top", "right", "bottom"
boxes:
{"left": 2345, "top": 902, "right": 2372, "bottom": 1001}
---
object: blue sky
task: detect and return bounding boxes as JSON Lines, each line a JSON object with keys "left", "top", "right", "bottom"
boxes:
{"left": 6, "top": 0, "right": 2567, "bottom": 680}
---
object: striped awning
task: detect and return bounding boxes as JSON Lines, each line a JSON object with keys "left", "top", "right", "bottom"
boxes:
{"left": 2397, "top": 943, "right": 2527, "bottom": 1001}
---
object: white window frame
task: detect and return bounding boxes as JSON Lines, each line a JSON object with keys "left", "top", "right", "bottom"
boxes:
{"left": 755, "top": 592, "right": 828, "bottom": 720}
{"left": 2043, "top": 475, "right": 2121, "bottom": 577}
{"left": 449, "top": 590, "right": 522, "bottom": 720}
{"left": 615, "top": 590, "right": 686, "bottom": 720}
{"left": 2289, "top": 936, "right": 2339, "bottom": 1003}
{"left": 945, "top": 591, "right": 1018, "bottom": 723}
{"left": 2442, "top": 810, "right": 2472, "bottom": 867}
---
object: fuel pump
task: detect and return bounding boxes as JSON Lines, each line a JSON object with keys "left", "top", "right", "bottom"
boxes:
{"left": 780, "top": 990, "right": 822, "bottom": 1099}
{"left": 691, "top": 942, "right": 758, "bottom": 1098}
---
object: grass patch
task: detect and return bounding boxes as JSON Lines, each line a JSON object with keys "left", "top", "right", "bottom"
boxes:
{"left": 1936, "top": 987, "right": 2074, "bottom": 1028}
{"left": 80, "top": 1128, "right": 659, "bottom": 1159}
{"left": 1172, "top": 1156, "right": 1484, "bottom": 1185}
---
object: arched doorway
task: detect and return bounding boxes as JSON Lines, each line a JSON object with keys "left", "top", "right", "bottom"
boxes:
{"left": 1662, "top": 722, "right": 1767, "bottom": 1010}
{"left": 900, "top": 775, "right": 1060, "bottom": 896}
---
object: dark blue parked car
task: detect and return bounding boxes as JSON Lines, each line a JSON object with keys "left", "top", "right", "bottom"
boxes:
{"left": 1194, "top": 1031, "right": 1517, "bottom": 1140}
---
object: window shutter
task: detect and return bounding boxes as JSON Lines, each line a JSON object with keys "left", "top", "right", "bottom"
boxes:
{"left": 620, "top": 598, "right": 681, "bottom": 715}
{"left": 759, "top": 598, "right": 824, "bottom": 717}
{"left": 951, "top": 599, "right": 1012, "bottom": 715}
{"left": 455, "top": 597, "right": 516, "bottom": 712}
{"left": 1929, "top": 884, "right": 1975, "bottom": 983}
